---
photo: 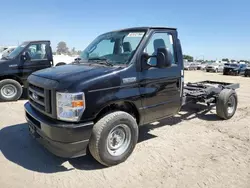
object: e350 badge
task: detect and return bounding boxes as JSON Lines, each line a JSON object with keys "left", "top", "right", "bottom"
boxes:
{"left": 122, "top": 77, "right": 136, "bottom": 84}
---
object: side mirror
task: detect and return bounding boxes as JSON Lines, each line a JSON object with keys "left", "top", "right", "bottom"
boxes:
{"left": 21, "top": 51, "right": 30, "bottom": 62}
{"left": 156, "top": 48, "right": 172, "bottom": 68}
{"left": 140, "top": 52, "right": 151, "bottom": 70}
{"left": 140, "top": 48, "right": 172, "bottom": 70}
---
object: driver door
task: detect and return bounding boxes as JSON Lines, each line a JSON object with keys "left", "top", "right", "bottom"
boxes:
{"left": 139, "top": 31, "right": 182, "bottom": 124}
{"left": 21, "top": 42, "right": 52, "bottom": 83}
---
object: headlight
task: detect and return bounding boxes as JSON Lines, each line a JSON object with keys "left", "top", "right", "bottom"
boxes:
{"left": 56, "top": 92, "right": 85, "bottom": 122}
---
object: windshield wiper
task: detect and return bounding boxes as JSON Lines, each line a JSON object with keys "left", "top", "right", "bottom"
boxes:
{"left": 88, "top": 58, "right": 113, "bottom": 67}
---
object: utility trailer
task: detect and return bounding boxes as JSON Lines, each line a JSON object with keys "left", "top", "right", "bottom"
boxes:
{"left": 182, "top": 80, "right": 239, "bottom": 119}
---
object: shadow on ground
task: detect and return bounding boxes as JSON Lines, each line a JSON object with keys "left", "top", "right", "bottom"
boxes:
{"left": 0, "top": 123, "right": 104, "bottom": 173}
{"left": 0, "top": 103, "right": 221, "bottom": 173}
{"left": 138, "top": 103, "right": 220, "bottom": 143}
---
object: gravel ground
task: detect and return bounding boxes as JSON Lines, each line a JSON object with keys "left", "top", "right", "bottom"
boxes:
{"left": 0, "top": 71, "right": 249, "bottom": 188}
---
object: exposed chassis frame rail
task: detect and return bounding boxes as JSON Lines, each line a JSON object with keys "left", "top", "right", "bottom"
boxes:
{"left": 182, "top": 80, "right": 240, "bottom": 106}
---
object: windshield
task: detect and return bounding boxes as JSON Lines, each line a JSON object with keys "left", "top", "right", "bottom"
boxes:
{"left": 230, "top": 64, "right": 239, "bottom": 67}
{"left": 80, "top": 30, "right": 146, "bottom": 65}
{"left": 7, "top": 42, "right": 28, "bottom": 59}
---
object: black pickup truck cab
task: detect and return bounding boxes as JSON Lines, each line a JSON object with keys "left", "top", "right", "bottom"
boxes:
{"left": 0, "top": 40, "right": 64, "bottom": 101}
{"left": 24, "top": 27, "right": 239, "bottom": 166}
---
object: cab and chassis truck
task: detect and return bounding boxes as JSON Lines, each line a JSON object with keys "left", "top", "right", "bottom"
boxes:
{"left": 0, "top": 41, "right": 67, "bottom": 101}
{"left": 24, "top": 27, "right": 239, "bottom": 166}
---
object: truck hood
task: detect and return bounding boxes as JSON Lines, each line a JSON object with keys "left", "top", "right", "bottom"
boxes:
{"left": 0, "top": 59, "right": 15, "bottom": 68}
{"left": 0, "top": 59, "right": 9, "bottom": 64}
{"left": 32, "top": 64, "right": 118, "bottom": 83}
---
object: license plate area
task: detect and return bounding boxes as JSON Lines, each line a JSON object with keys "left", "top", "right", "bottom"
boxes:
{"left": 29, "top": 124, "right": 40, "bottom": 138}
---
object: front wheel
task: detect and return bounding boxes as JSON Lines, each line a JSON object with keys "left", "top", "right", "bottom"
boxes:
{"left": 0, "top": 79, "right": 23, "bottom": 101}
{"left": 89, "top": 111, "right": 139, "bottom": 166}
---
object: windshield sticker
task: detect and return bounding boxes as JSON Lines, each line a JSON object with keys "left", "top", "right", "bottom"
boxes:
{"left": 127, "top": 32, "right": 144, "bottom": 37}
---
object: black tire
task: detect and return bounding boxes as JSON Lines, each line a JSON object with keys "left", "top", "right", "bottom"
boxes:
{"left": 89, "top": 111, "right": 139, "bottom": 166}
{"left": 216, "top": 89, "right": 238, "bottom": 120}
{"left": 55, "top": 62, "right": 66, "bottom": 66}
{"left": 0, "top": 79, "right": 23, "bottom": 101}
{"left": 206, "top": 70, "right": 209, "bottom": 72}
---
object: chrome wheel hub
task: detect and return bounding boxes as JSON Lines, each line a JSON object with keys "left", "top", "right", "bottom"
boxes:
{"left": 107, "top": 124, "right": 131, "bottom": 156}
{"left": 1, "top": 84, "right": 17, "bottom": 98}
{"left": 227, "top": 95, "right": 236, "bottom": 115}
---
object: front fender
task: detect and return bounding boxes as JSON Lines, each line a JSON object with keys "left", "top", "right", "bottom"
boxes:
{"left": 80, "top": 84, "right": 142, "bottom": 122}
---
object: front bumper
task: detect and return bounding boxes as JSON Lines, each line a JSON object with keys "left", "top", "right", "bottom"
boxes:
{"left": 24, "top": 102, "right": 94, "bottom": 158}
{"left": 206, "top": 67, "right": 216, "bottom": 72}
{"left": 223, "top": 68, "right": 238, "bottom": 75}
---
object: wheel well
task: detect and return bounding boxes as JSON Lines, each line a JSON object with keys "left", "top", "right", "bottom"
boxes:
{"left": 95, "top": 101, "right": 140, "bottom": 125}
{"left": 55, "top": 62, "right": 66, "bottom": 66}
{"left": 0, "top": 75, "right": 23, "bottom": 86}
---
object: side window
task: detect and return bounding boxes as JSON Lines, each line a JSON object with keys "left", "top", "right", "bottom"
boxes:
{"left": 26, "top": 43, "right": 48, "bottom": 60}
{"left": 144, "top": 32, "right": 176, "bottom": 66}
{"left": 89, "top": 39, "right": 114, "bottom": 58}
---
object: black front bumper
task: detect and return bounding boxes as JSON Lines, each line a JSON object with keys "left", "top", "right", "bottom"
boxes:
{"left": 223, "top": 68, "right": 238, "bottom": 75}
{"left": 24, "top": 102, "right": 94, "bottom": 158}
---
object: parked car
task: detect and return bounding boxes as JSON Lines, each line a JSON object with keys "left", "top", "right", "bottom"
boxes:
{"left": 0, "top": 46, "right": 16, "bottom": 58}
{"left": 24, "top": 26, "right": 240, "bottom": 167}
{"left": 244, "top": 65, "right": 250, "bottom": 77}
{"left": 184, "top": 62, "right": 190, "bottom": 70}
{"left": 184, "top": 62, "right": 198, "bottom": 70}
{"left": 223, "top": 63, "right": 247, "bottom": 75}
{"left": 0, "top": 46, "right": 8, "bottom": 52}
{"left": 197, "top": 63, "right": 207, "bottom": 70}
{"left": 205, "top": 63, "right": 224, "bottom": 72}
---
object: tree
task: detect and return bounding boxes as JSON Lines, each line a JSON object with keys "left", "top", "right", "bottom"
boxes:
{"left": 56, "top": 41, "right": 69, "bottom": 55}
{"left": 240, "top": 60, "right": 249, "bottom": 63}
{"left": 76, "top": 50, "right": 82, "bottom": 55}
{"left": 71, "top": 47, "right": 76, "bottom": 55}
{"left": 222, "top": 58, "right": 229, "bottom": 62}
{"left": 183, "top": 55, "right": 193, "bottom": 62}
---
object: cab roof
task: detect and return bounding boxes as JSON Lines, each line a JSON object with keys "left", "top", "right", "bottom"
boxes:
{"left": 111, "top": 27, "right": 177, "bottom": 32}
{"left": 24, "top": 40, "right": 50, "bottom": 44}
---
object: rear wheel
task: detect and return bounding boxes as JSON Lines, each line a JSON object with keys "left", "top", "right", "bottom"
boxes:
{"left": 89, "top": 111, "right": 139, "bottom": 166}
{"left": 216, "top": 89, "right": 237, "bottom": 120}
{"left": 0, "top": 79, "right": 23, "bottom": 101}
